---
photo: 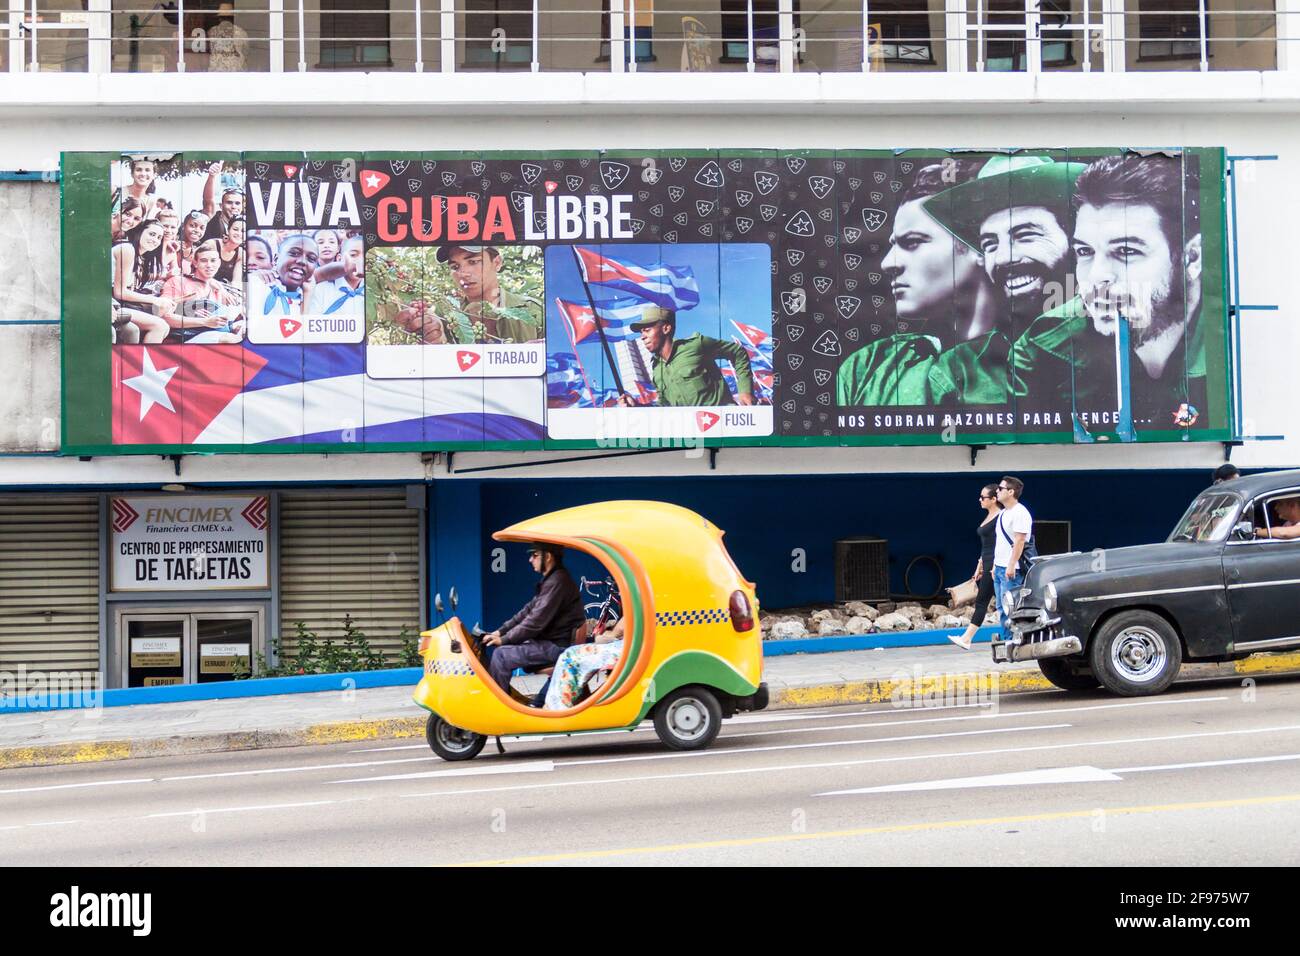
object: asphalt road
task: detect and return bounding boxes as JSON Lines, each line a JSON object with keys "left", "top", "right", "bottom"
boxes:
{"left": 4, "top": 675, "right": 1300, "bottom": 866}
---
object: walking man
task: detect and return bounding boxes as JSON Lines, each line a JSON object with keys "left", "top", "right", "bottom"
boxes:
{"left": 993, "top": 476, "right": 1033, "bottom": 643}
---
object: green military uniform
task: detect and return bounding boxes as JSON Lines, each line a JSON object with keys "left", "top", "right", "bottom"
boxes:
{"left": 928, "top": 329, "right": 1012, "bottom": 405}
{"left": 461, "top": 286, "right": 543, "bottom": 344}
{"left": 1011, "top": 296, "right": 1207, "bottom": 426}
{"left": 836, "top": 333, "right": 940, "bottom": 407}
{"left": 651, "top": 333, "right": 753, "bottom": 407}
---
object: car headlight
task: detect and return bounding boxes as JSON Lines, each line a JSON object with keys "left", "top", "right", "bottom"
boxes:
{"left": 1045, "top": 582, "right": 1058, "bottom": 613}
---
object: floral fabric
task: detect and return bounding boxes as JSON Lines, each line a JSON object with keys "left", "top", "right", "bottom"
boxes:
{"left": 544, "top": 640, "right": 624, "bottom": 710}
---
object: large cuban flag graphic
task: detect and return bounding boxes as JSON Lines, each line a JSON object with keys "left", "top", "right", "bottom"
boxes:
{"left": 112, "top": 344, "right": 544, "bottom": 446}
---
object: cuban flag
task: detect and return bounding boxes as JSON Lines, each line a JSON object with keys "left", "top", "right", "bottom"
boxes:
{"left": 112, "top": 344, "right": 545, "bottom": 446}
{"left": 555, "top": 297, "right": 643, "bottom": 346}
{"left": 573, "top": 247, "right": 701, "bottom": 311}
{"left": 547, "top": 352, "right": 595, "bottom": 408}
{"left": 731, "top": 320, "right": 771, "bottom": 352}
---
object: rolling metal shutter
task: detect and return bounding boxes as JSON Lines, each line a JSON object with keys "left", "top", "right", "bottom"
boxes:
{"left": 278, "top": 489, "right": 421, "bottom": 661}
{"left": 0, "top": 495, "right": 100, "bottom": 673}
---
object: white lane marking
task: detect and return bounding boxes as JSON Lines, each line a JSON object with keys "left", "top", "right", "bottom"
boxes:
{"left": 332, "top": 761, "right": 556, "bottom": 784}
{"left": 343, "top": 700, "right": 1056, "bottom": 753}
{"left": 330, "top": 723, "right": 1060, "bottom": 785}
{"left": 331, "top": 724, "right": 1068, "bottom": 785}
{"left": 160, "top": 755, "right": 438, "bottom": 782}
{"left": 557, "top": 724, "right": 1069, "bottom": 768}
{"left": 818, "top": 765, "right": 1123, "bottom": 795}
{"left": 399, "top": 723, "right": 1300, "bottom": 800}
{"left": 1115, "top": 753, "right": 1300, "bottom": 773}
{"left": 722, "top": 696, "right": 1230, "bottom": 741}
{"left": 146, "top": 800, "right": 338, "bottom": 819}
{"left": 824, "top": 751, "right": 1300, "bottom": 797}
{"left": 343, "top": 705, "right": 999, "bottom": 752}
{"left": 0, "top": 777, "right": 155, "bottom": 796}
{"left": 347, "top": 694, "right": 1225, "bottom": 754}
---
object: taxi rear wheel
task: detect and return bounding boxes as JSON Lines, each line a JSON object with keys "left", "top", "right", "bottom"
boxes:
{"left": 1038, "top": 657, "right": 1100, "bottom": 692}
{"left": 426, "top": 713, "right": 486, "bottom": 761}
{"left": 654, "top": 687, "right": 723, "bottom": 751}
{"left": 1089, "top": 611, "right": 1183, "bottom": 696}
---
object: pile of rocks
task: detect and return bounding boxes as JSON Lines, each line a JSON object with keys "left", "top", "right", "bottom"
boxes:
{"left": 761, "top": 599, "right": 996, "bottom": 640}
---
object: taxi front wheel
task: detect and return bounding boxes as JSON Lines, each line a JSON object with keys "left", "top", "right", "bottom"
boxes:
{"left": 426, "top": 713, "right": 487, "bottom": 761}
{"left": 653, "top": 687, "right": 723, "bottom": 751}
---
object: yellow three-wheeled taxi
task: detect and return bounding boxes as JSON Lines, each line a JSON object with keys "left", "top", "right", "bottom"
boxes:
{"left": 413, "top": 501, "right": 768, "bottom": 760}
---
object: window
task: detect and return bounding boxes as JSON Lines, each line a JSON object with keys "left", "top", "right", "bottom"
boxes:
{"left": 463, "top": 0, "right": 532, "bottom": 68}
{"left": 599, "top": 0, "right": 656, "bottom": 64}
{"left": 320, "top": 0, "right": 391, "bottom": 69}
{"left": 719, "top": 0, "right": 787, "bottom": 64}
{"left": 873, "top": 0, "right": 937, "bottom": 64}
{"left": 1136, "top": 0, "right": 1203, "bottom": 61}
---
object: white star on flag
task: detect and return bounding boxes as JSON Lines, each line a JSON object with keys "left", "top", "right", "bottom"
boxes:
{"left": 123, "top": 348, "right": 179, "bottom": 421}
{"left": 364, "top": 173, "right": 382, "bottom": 190}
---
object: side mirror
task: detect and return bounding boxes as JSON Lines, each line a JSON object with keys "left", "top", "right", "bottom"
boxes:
{"left": 434, "top": 593, "right": 444, "bottom": 614}
{"left": 449, "top": 587, "right": 459, "bottom": 611}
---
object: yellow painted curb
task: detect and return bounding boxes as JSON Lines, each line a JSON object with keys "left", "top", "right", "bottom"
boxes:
{"left": 0, "top": 740, "right": 131, "bottom": 770}
{"left": 301, "top": 717, "right": 426, "bottom": 745}
{"left": 772, "top": 667, "right": 1052, "bottom": 710}
{"left": 1234, "top": 651, "right": 1300, "bottom": 675}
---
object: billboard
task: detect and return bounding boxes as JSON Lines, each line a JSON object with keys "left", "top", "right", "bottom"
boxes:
{"left": 62, "top": 148, "right": 1230, "bottom": 455}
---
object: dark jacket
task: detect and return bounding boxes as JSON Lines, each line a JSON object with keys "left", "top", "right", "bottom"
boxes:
{"left": 498, "top": 566, "right": 585, "bottom": 647}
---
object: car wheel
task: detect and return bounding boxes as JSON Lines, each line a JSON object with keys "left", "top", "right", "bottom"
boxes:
{"left": 653, "top": 686, "right": 723, "bottom": 751}
{"left": 425, "top": 712, "right": 486, "bottom": 761}
{"left": 1089, "top": 611, "right": 1183, "bottom": 696}
{"left": 1038, "top": 657, "right": 1101, "bottom": 692}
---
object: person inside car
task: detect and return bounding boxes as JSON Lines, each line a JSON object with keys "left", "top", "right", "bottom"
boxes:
{"left": 482, "top": 543, "right": 586, "bottom": 696}
{"left": 544, "top": 612, "right": 626, "bottom": 710}
{"left": 1256, "top": 497, "right": 1300, "bottom": 540}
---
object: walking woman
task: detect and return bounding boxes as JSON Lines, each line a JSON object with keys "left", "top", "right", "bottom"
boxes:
{"left": 949, "top": 482, "right": 1002, "bottom": 650}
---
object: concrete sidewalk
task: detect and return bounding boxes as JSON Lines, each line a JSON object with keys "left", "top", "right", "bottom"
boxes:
{"left": 3, "top": 645, "right": 1298, "bottom": 770}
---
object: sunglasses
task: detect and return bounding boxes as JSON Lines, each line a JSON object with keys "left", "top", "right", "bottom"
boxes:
{"left": 980, "top": 495, "right": 995, "bottom": 500}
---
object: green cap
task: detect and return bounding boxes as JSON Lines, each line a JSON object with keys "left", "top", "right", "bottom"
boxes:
{"left": 923, "top": 155, "right": 1087, "bottom": 253}
{"left": 435, "top": 244, "right": 496, "bottom": 263}
{"left": 629, "top": 305, "right": 675, "bottom": 332}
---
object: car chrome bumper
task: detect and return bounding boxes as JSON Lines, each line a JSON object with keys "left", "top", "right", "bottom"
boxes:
{"left": 993, "top": 635, "right": 1084, "bottom": 663}
{"left": 993, "top": 610, "right": 1082, "bottom": 663}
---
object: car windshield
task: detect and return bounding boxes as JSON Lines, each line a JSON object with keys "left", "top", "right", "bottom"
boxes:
{"left": 1169, "top": 492, "right": 1241, "bottom": 543}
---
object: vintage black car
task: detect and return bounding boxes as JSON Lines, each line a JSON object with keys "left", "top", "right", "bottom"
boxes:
{"left": 998, "top": 469, "right": 1300, "bottom": 696}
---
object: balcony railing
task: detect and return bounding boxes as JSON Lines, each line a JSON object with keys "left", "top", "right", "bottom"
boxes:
{"left": 1, "top": 1, "right": 1288, "bottom": 76}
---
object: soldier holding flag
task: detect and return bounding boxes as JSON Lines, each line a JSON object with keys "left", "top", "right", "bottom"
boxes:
{"left": 619, "top": 305, "right": 755, "bottom": 408}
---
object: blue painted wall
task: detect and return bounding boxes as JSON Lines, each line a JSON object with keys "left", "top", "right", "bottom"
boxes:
{"left": 427, "top": 468, "right": 1217, "bottom": 630}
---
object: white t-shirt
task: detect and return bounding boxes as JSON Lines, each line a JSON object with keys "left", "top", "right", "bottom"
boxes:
{"left": 994, "top": 502, "right": 1033, "bottom": 570}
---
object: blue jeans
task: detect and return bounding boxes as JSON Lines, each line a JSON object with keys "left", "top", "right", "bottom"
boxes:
{"left": 992, "top": 566, "right": 1023, "bottom": 642}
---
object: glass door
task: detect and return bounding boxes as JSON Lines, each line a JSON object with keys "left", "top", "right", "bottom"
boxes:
{"left": 22, "top": 0, "right": 96, "bottom": 71}
{"left": 195, "top": 613, "right": 257, "bottom": 683}
{"left": 119, "top": 607, "right": 263, "bottom": 687}
{"left": 123, "top": 615, "right": 189, "bottom": 687}
{"left": 967, "top": 0, "right": 1108, "bottom": 72}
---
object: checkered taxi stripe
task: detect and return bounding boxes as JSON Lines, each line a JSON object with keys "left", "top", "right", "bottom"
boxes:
{"left": 425, "top": 658, "right": 475, "bottom": 677}
{"left": 655, "top": 608, "right": 729, "bottom": 627}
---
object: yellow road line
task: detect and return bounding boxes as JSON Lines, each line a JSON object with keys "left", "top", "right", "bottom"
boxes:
{"left": 451, "top": 792, "right": 1300, "bottom": 866}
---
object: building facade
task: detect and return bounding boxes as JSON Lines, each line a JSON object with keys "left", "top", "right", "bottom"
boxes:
{"left": 1, "top": 1, "right": 1297, "bottom": 690}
